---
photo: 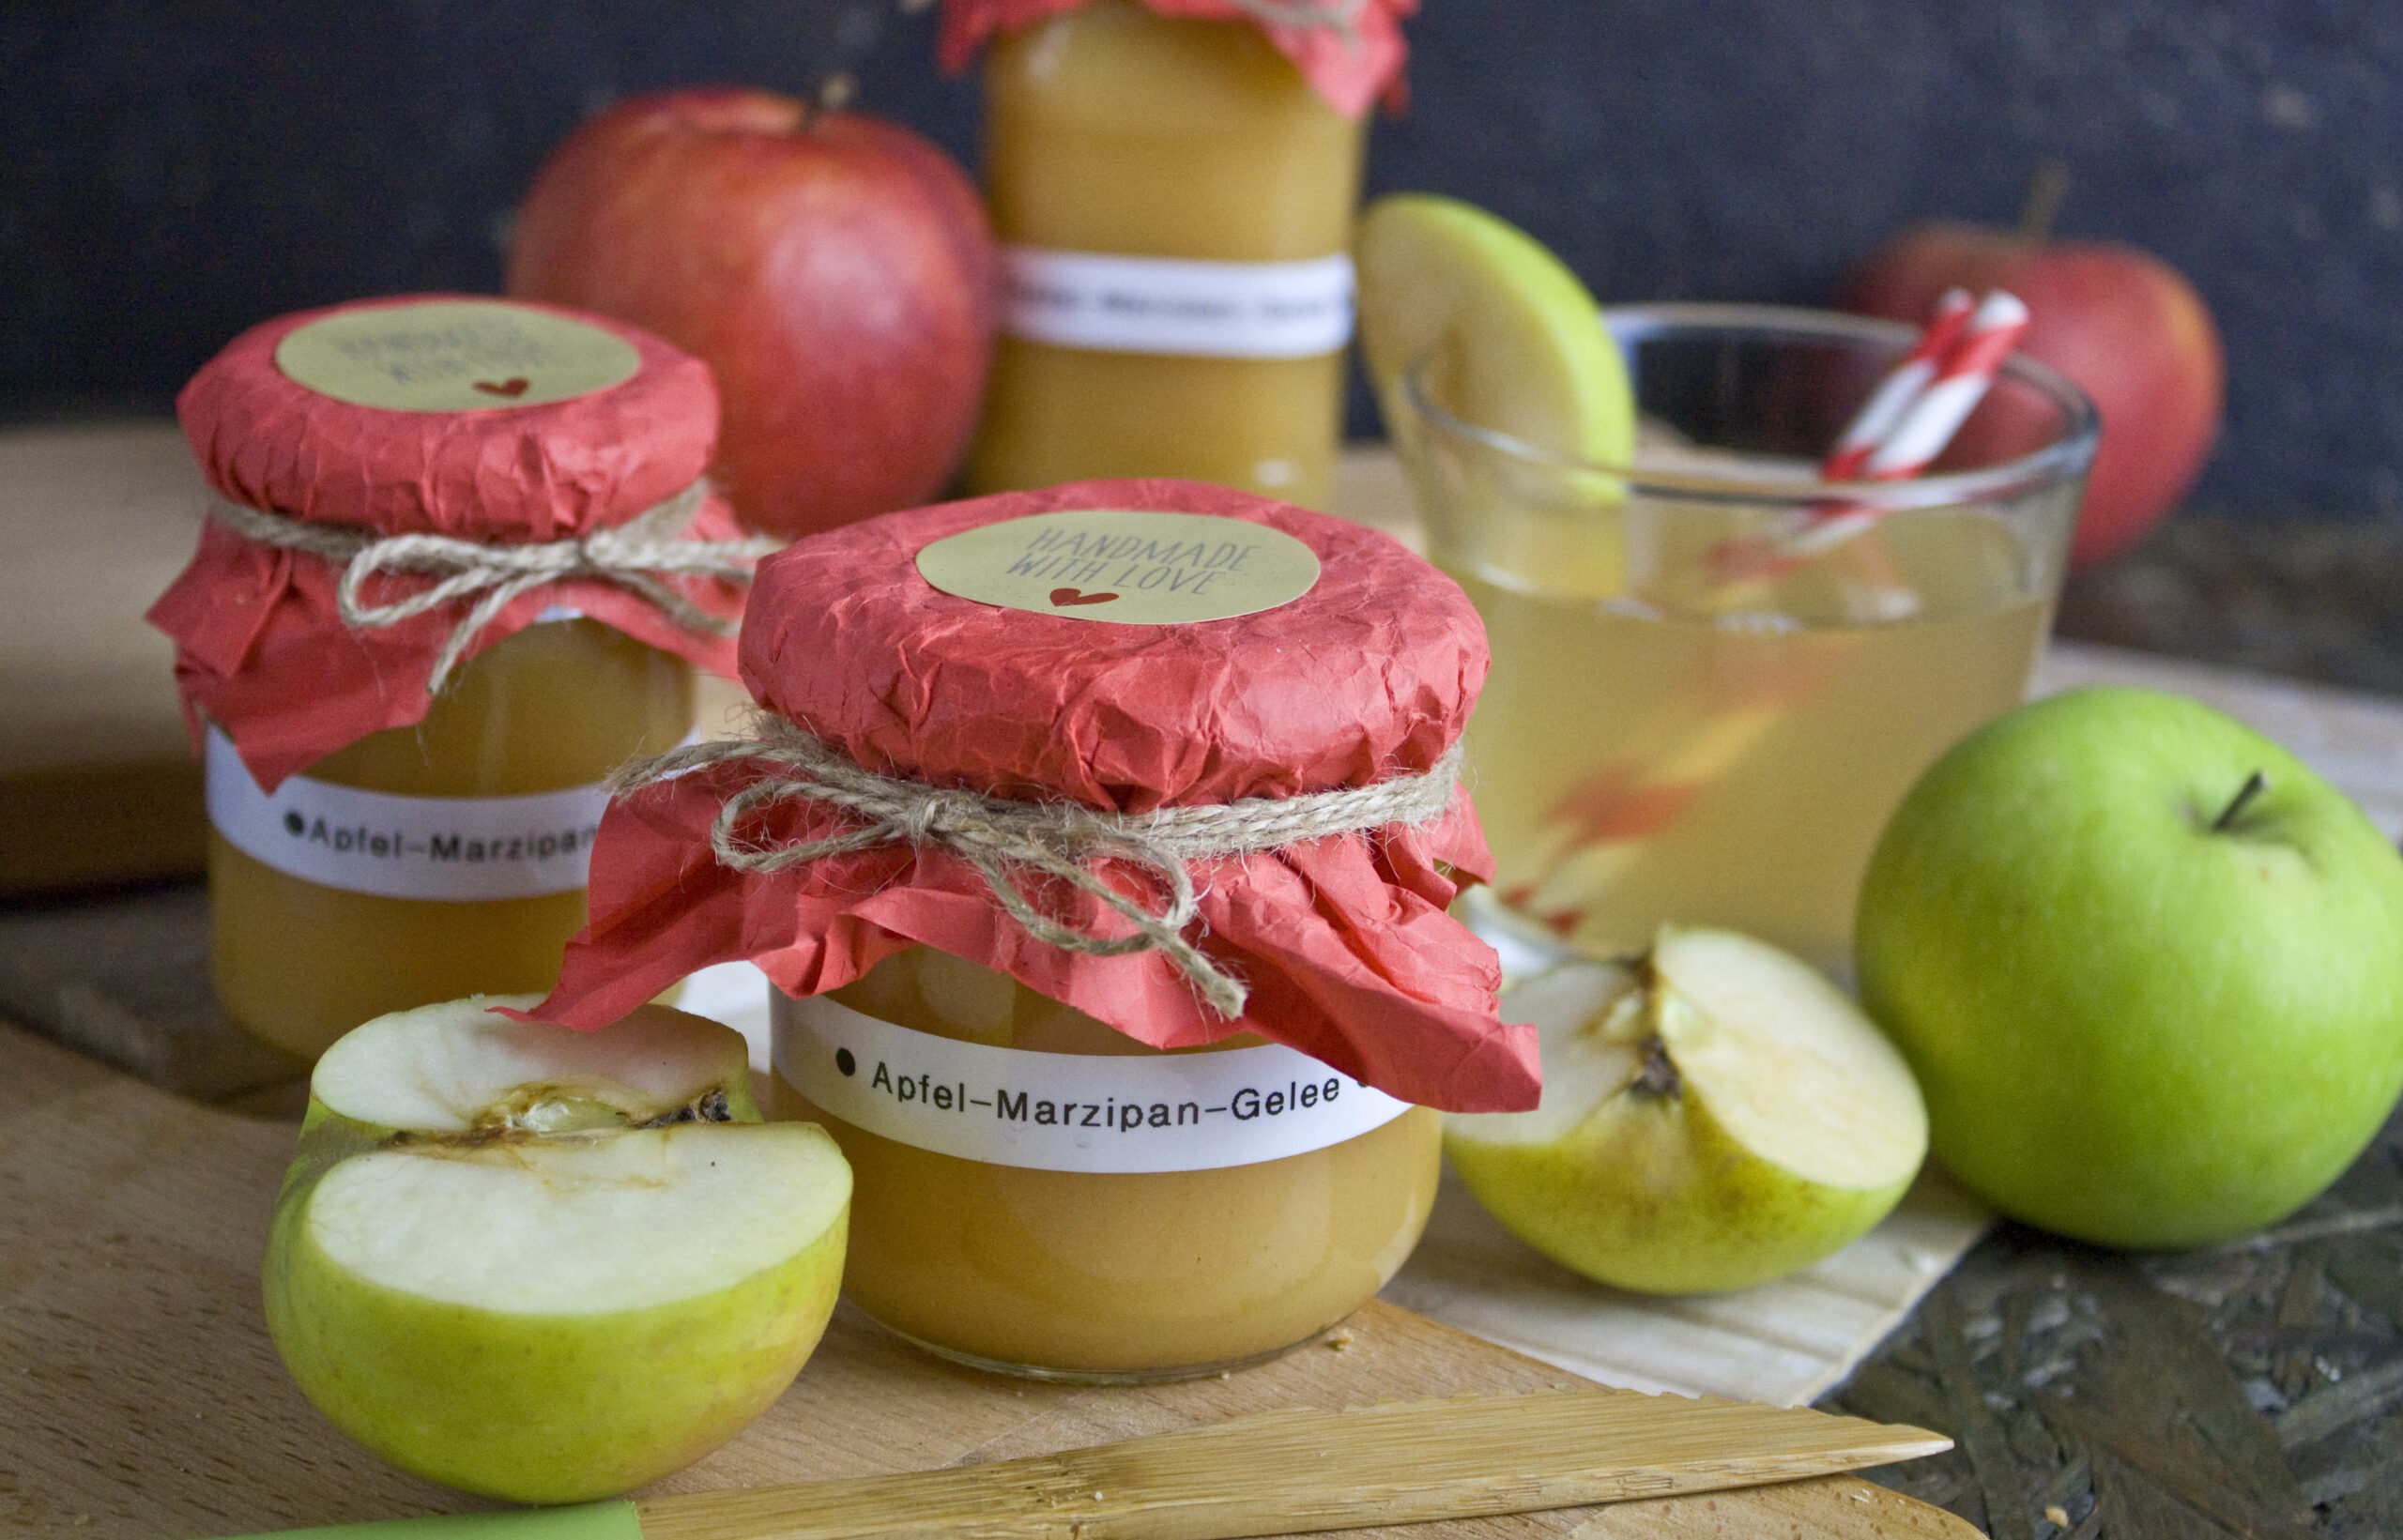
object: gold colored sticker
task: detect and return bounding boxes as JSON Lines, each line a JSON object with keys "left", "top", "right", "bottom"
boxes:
{"left": 914, "top": 511, "right": 1321, "bottom": 625}
{"left": 273, "top": 299, "right": 641, "bottom": 413}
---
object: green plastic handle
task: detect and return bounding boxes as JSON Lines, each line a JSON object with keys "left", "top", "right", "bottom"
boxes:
{"left": 212, "top": 1500, "right": 645, "bottom": 1540}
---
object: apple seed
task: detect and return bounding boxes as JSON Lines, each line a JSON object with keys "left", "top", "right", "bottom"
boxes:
{"left": 1628, "top": 1036, "right": 1682, "bottom": 1102}
{"left": 406, "top": 1083, "right": 742, "bottom": 1146}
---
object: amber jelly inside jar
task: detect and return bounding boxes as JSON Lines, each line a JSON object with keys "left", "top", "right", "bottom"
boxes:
{"left": 766, "top": 945, "right": 1440, "bottom": 1382}
{"left": 209, "top": 618, "right": 694, "bottom": 1060}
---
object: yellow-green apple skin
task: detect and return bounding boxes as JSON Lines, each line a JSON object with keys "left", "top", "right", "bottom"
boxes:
{"left": 261, "top": 998, "right": 851, "bottom": 1503}
{"left": 1355, "top": 192, "right": 1634, "bottom": 465}
{"left": 1447, "top": 1076, "right": 1919, "bottom": 1295}
{"left": 1354, "top": 192, "right": 1639, "bottom": 605}
{"left": 1857, "top": 687, "right": 2403, "bottom": 1249}
{"left": 1446, "top": 929, "right": 1928, "bottom": 1295}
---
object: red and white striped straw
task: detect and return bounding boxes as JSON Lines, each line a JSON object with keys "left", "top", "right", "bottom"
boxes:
{"left": 1720, "top": 288, "right": 2031, "bottom": 574}
{"left": 1821, "top": 287, "right": 1976, "bottom": 481}
{"left": 1852, "top": 289, "right": 2029, "bottom": 483}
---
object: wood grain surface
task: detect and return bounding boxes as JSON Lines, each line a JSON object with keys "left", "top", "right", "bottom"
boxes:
{"left": 1818, "top": 1106, "right": 2403, "bottom": 1538}
{"left": 631, "top": 1392, "right": 1951, "bottom": 1540}
{"left": 0, "top": 1019, "right": 1975, "bottom": 1540}
{"left": 0, "top": 423, "right": 208, "bottom": 895}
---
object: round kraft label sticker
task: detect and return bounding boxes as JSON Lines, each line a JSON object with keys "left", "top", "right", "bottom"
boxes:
{"left": 772, "top": 992, "right": 1413, "bottom": 1173}
{"left": 913, "top": 510, "right": 1321, "bottom": 625}
{"left": 274, "top": 298, "right": 641, "bottom": 412}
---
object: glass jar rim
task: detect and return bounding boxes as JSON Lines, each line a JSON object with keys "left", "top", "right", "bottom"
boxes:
{"left": 1400, "top": 301, "right": 2102, "bottom": 514}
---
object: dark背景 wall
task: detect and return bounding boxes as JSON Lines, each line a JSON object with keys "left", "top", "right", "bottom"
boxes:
{"left": 6, "top": 0, "right": 2399, "bottom": 520}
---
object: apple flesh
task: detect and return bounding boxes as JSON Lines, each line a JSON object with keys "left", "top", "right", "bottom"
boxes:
{"left": 1446, "top": 928, "right": 1928, "bottom": 1295}
{"left": 1857, "top": 687, "right": 2403, "bottom": 1250}
{"left": 264, "top": 997, "right": 850, "bottom": 1503}
{"left": 1843, "top": 221, "right": 2224, "bottom": 568}
{"left": 507, "top": 88, "right": 997, "bottom": 540}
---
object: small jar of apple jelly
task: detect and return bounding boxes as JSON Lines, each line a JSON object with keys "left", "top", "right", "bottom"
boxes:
{"left": 943, "top": 0, "right": 1412, "bottom": 511}
{"left": 533, "top": 479, "right": 1538, "bottom": 1381}
{"left": 148, "top": 296, "right": 770, "bottom": 1061}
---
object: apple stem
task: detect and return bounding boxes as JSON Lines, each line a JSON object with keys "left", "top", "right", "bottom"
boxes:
{"left": 2212, "top": 770, "right": 2270, "bottom": 832}
{"left": 2016, "top": 159, "right": 2070, "bottom": 246}
{"left": 801, "top": 72, "right": 856, "bottom": 132}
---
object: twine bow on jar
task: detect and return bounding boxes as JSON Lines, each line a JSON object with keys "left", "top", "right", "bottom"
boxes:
{"left": 209, "top": 482, "right": 777, "bottom": 694}
{"left": 615, "top": 715, "right": 1468, "bottom": 1019}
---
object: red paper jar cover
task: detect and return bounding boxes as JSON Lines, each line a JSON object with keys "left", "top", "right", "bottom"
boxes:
{"left": 146, "top": 294, "right": 751, "bottom": 790}
{"left": 939, "top": 0, "right": 1415, "bottom": 119}
{"left": 532, "top": 479, "right": 1538, "bottom": 1113}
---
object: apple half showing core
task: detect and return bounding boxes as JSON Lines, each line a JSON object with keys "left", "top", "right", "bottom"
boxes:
{"left": 1446, "top": 928, "right": 1928, "bottom": 1295}
{"left": 263, "top": 997, "right": 850, "bottom": 1505}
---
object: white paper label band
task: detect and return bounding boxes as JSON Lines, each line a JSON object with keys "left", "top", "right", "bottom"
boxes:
{"left": 1000, "top": 247, "right": 1355, "bottom": 360}
{"left": 204, "top": 727, "right": 605, "bottom": 901}
{"left": 772, "top": 992, "right": 1413, "bottom": 1174}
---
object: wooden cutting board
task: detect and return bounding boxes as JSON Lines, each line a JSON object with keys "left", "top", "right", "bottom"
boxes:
{"left": 0, "top": 423, "right": 211, "bottom": 895}
{"left": 0, "top": 1020, "right": 1973, "bottom": 1540}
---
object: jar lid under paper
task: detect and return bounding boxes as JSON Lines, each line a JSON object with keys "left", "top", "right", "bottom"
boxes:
{"left": 175, "top": 295, "right": 719, "bottom": 539}
{"left": 537, "top": 480, "right": 1539, "bottom": 1113}
{"left": 740, "top": 480, "right": 1485, "bottom": 811}
{"left": 149, "top": 296, "right": 746, "bottom": 790}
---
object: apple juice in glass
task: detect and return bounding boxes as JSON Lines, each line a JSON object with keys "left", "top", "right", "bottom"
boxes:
{"left": 1395, "top": 305, "right": 2097, "bottom": 968}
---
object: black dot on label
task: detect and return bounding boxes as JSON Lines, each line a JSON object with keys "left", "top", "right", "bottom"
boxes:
{"left": 835, "top": 1048, "right": 856, "bottom": 1077}
{"left": 283, "top": 812, "right": 305, "bottom": 836}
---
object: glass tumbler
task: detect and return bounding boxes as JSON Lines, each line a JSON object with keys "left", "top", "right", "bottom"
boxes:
{"left": 1391, "top": 303, "right": 2098, "bottom": 969}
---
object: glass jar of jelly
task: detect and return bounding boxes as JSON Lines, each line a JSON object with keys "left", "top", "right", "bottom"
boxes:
{"left": 150, "top": 297, "right": 763, "bottom": 1060}
{"left": 945, "top": 0, "right": 1412, "bottom": 510}
{"left": 766, "top": 948, "right": 1442, "bottom": 1379}
{"left": 534, "top": 478, "right": 1536, "bottom": 1381}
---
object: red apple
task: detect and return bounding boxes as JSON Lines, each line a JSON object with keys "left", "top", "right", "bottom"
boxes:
{"left": 508, "top": 88, "right": 997, "bottom": 540}
{"left": 1842, "top": 221, "right": 2225, "bottom": 568}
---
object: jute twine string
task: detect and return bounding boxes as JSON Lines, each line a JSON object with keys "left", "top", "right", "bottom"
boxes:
{"left": 209, "top": 481, "right": 776, "bottom": 694}
{"left": 614, "top": 714, "right": 1467, "bottom": 1018}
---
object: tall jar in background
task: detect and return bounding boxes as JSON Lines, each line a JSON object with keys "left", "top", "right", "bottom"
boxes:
{"left": 944, "top": 0, "right": 1414, "bottom": 511}
{"left": 148, "top": 297, "right": 767, "bottom": 1060}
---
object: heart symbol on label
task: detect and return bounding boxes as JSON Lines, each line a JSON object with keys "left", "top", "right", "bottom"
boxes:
{"left": 1048, "top": 587, "right": 1120, "bottom": 608}
{"left": 473, "top": 377, "right": 531, "bottom": 398}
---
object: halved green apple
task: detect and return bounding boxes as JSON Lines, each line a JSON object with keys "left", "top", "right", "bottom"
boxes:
{"left": 1445, "top": 928, "right": 1927, "bottom": 1295}
{"left": 263, "top": 997, "right": 849, "bottom": 1504}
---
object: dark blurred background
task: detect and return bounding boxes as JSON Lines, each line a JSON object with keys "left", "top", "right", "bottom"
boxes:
{"left": 15, "top": 0, "right": 2403, "bottom": 695}
{"left": 10, "top": 0, "right": 2402, "bottom": 516}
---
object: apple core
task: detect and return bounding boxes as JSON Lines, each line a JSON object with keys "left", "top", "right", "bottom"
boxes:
{"left": 1446, "top": 930, "right": 1928, "bottom": 1295}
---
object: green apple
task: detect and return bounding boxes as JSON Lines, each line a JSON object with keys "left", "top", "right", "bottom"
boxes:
{"left": 263, "top": 996, "right": 850, "bottom": 1504}
{"left": 1857, "top": 685, "right": 2403, "bottom": 1249}
{"left": 1446, "top": 927, "right": 1928, "bottom": 1294}
{"left": 1355, "top": 194, "right": 1637, "bottom": 600}
{"left": 1355, "top": 192, "right": 1634, "bottom": 465}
